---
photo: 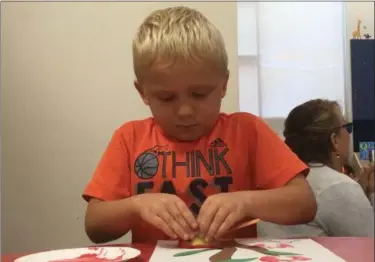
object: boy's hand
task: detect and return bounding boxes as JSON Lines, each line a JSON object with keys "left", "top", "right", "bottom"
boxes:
{"left": 132, "top": 193, "right": 197, "bottom": 240}
{"left": 197, "top": 192, "right": 249, "bottom": 242}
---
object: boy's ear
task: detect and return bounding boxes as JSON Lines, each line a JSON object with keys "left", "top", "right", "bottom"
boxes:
{"left": 221, "top": 71, "right": 230, "bottom": 98}
{"left": 134, "top": 80, "right": 149, "bottom": 105}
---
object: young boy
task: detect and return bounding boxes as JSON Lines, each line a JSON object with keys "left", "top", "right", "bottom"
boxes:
{"left": 83, "top": 6, "right": 317, "bottom": 244}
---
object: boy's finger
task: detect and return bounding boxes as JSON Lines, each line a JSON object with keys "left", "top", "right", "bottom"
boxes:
{"left": 176, "top": 200, "right": 198, "bottom": 230}
{"left": 152, "top": 215, "right": 177, "bottom": 239}
{"left": 167, "top": 203, "right": 193, "bottom": 240}
{"left": 197, "top": 203, "right": 217, "bottom": 238}
{"left": 205, "top": 208, "right": 228, "bottom": 242}
{"left": 158, "top": 208, "right": 186, "bottom": 240}
{"left": 215, "top": 213, "right": 236, "bottom": 239}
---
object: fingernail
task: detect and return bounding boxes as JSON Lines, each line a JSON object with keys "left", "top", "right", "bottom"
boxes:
{"left": 184, "top": 234, "right": 189, "bottom": 240}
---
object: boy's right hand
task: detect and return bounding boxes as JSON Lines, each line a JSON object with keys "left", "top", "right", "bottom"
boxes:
{"left": 131, "top": 193, "right": 197, "bottom": 240}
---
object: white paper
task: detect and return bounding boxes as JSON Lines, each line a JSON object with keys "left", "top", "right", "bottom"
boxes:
{"left": 149, "top": 238, "right": 347, "bottom": 262}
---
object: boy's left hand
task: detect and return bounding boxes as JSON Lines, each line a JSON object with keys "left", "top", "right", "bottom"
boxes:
{"left": 196, "top": 192, "right": 249, "bottom": 242}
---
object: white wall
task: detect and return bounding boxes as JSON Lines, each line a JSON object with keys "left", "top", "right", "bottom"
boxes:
{"left": 1, "top": 2, "right": 238, "bottom": 253}
{"left": 346, "top": 1, "right": 374, "bottom": 39}
{"left": 265, "top": 2, "right": 374, "bottom": 139}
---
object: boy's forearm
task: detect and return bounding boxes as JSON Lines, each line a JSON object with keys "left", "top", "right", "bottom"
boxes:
{"left": 85, "top": 197, "right": 139, "bottom": 243}
{"left": 241, "top": 175, "right": 317, "bottom": 225}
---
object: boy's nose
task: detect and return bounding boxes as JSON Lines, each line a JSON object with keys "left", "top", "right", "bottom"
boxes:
{"left": 177, "top": 104, "right": 194, "bottom": 117}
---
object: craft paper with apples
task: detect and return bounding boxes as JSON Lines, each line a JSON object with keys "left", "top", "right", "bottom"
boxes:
{"left": 178, "top": 219, "right": 261, "bottom": 249}
{"left": 150, "top": 239, "right": 346, "bottom": 262}
{"left": 179, "top": 236, "right": 218, "bottom": 249}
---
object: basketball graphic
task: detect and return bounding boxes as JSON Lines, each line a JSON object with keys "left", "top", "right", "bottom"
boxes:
{"left": 134, "top": 151, "right": 159, "bottom": 179}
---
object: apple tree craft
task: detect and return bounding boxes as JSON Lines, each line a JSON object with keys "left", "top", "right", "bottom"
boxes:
{"left": 174, "top": 240, "right": 312, "bottom": 262}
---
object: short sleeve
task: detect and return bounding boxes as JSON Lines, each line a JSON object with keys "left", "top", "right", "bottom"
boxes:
{"left": 82, "top": 124, "right": 133, "bottom": 201}
{"left": 316, "top": 182, "right": 374, "bottom": 237}
{"left": 251, "top": 117, "right": 309, "bottom": 189}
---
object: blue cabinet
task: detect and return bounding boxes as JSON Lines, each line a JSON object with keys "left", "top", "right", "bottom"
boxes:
{"left": 350, "top": 39, "right": 375, "bottom": 152}
{"left": 351, "top": 39, "right": 374, "bottom": 120}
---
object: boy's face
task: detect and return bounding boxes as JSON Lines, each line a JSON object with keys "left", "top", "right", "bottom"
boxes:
{"left": 135, "top": 63, "right": 228, "bottom": 141}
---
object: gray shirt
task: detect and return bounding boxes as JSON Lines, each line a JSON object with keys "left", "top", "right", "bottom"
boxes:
{"left": 257, "top": 165, "right": 374, "bottom": 237}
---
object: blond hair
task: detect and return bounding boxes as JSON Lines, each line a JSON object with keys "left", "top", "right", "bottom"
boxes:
{"left": 132, "top": 6, "right": 228, "bottom": 80}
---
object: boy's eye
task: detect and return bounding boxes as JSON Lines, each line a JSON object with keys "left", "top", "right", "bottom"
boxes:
{"left": 192, "top": 92, "right": 207, "bottom": 99}
{"left": 158, "top": 96, "right": 175, "bottom": 102}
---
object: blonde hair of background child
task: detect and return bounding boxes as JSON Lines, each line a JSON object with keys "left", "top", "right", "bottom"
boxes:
{"left": 132, "top": 6, "right": 228, "bottom": 80}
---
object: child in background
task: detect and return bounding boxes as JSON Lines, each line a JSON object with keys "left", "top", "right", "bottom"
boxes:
{"left": 83, "top": 6, "right": 317, "bottom": 244}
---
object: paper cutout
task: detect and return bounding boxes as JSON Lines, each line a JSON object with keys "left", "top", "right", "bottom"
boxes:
{"left": 15, "top": 247, "right": 140, "bottom": 262}
{"left": 47, "top": 247, "right": 123, "bottom": 262}
{"left": 149, "top": 239, "right": 346, "bottom": 262}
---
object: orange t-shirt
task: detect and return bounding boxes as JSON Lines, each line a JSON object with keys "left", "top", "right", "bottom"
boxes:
{"left": 83, "top": 112, "right": 308, "bottom": 242}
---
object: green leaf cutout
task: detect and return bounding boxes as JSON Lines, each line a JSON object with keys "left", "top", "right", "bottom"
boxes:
{"left": 263, "top": 250, "right": 301, "bottom": 256}
{"left": 173, "top": 248, "right": 213, "bottom": 257}
{"left": 216, "top": 258, "right": 259, "bottom": 262}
